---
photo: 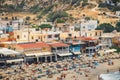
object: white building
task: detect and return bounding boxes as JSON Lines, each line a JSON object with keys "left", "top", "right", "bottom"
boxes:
{"left": 116, "top": 11, "right": 120, "bottom": 17}
{"left": 80, "top": 20, "right": 98, "bottom": 37}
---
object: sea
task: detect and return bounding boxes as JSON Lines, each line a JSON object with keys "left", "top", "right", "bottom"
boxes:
{"left": 100, "top": 71, "right": 120, "bottom": 80}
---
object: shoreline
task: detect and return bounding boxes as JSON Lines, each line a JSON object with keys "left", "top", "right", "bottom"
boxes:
{"left": 88, "top": 59, "right": 120, "bottom": 80}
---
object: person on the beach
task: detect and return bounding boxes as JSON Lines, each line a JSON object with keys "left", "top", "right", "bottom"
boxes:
{"left": 107, "top": 69, "right": 109, "bottom": 73}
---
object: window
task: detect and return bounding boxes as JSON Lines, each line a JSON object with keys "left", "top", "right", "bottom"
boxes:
{"left": 32, "top": 36, "right": 34, "bottom": 39}
{"left": 68, "top": 34, "right": 72, "bottom": 37}
{"left": 36, "top": 39, "right": 38, "bottom": 42}
{"left": 24, "top": 35, "right": 26, "bottom": 38}
{"left": 17, "top": 35, "right": 20, "bottom": 39}
{"left": 38, "top": 36, "right": 40, "bottom": 39}
{"left": 42, "top": 47, "right": 47, "bottom": 51}
{"left": 83, "top": 26, "right": 85, "bottom": 28}
{"left": 48, "top": 35, "right": 52, "bottom": 38}
{"left": 100, "top": 32, "right": 102, "bottom": 36}
{"left": 54, "top": 34, "right": 59, "bottom": 38}
{"left": 36, "top": 28, "right": 39, "bottom": 31}
{"left": 95, "top": 32, "right": 97, "bottom": 36}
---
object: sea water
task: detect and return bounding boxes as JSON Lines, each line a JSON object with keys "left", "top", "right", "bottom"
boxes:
{"left": 100, "top": 71, "right": 120, "bottom": 80}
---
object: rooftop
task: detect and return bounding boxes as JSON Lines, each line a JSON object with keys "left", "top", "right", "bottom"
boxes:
{"left": 49, "top": 42, "right": 69, "bottom": 47}
{"left": 17, "top": 42, "right": 50, "bottom": 49}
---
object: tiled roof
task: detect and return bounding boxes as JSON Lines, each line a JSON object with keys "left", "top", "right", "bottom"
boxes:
{"left": 81, "top": 37, "right": 97, "bottom": 41}
{"left": 0, "top": 39, "right": 8, "bottom": 42}
{"left": 17, "top": 42, "right": 49, "bottom": 49}
{"left": 49, "top": 42, "right": 69, "bottom": 47}
{"left": 73, "top": 37, "right": 97, "bottom": 41}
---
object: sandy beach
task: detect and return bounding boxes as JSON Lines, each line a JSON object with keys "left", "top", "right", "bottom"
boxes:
{"left": 39, "top": 58, "right": 120, "bottom": 80}
{"left": 0, "top": 53, "right": 120, "bottom": 80}
{"left": 88, "top": 59, "right": 120, "bottom": 80}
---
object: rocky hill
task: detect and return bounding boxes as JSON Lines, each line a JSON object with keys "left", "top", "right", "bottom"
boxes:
{"left": 0, "top": 0, "right": 87, "bottom": 13}
{"left": 0, "top": 0, "right": 120, "bottom": 24}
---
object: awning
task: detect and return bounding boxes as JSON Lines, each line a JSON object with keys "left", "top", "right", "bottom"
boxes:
{"left": 25, "top": 54, "right": 36, "bottom": 57}
{"left": 58, "top": 53, "right": 72, "bottom": 56}
{"left": 99, "top": 43, "right": 108, "bottom": 46}
{"left": 25, "top": 52, "right": 53, "bottom": 57}
{"left": 0, "top": 48, "right": 20, "bottom": 55}
{"left": 73, "top": 52, "right": 81, "bottom": 55}
{"left": 111, "top": 49, "right": 117, "bottom": 52}
{"left": 35, "top": 52, "right": 53, "bottom": 57}
{"left": 6, "top": 59, "right": 24, "bottom": 63}
{"left": 0, "top": 60, "right": 5, "bottom": 63}
{"left": 105, "top": 49, "right": 117, "bottom": 53}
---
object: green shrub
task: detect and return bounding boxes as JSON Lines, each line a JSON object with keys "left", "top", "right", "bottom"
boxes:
{"left": 48, "top": 11, "right": 68, "bottom": 22}
{"left": 41, "top": 5, "right": 54, "bottom": 15}
{"left": 96, "top": 23, "right": 115, "bottom": 33}
{"left": 39, "top": 24, "right": 52, "bottom": 29}
{"left": 26, "top": 16, "right": 31, "bottom": 20}
{"left": 56, "top": 18, "right": 65, "bottom": 23}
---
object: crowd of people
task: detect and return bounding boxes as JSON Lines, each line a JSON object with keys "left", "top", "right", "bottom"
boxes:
{"left": 0, "top": 52, "right": 120, "bottom": 80}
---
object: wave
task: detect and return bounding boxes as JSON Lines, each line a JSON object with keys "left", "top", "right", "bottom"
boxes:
{"left": 100, "top": 71, "right": 120, "bottom": 80}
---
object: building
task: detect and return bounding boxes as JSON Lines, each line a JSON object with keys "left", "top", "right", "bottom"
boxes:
{"left": 65, "top": 37, "right": 85, "bottom": 57}
{"left": 74, "top": 37, "right": 100, "bottom": 55}
{"left": 49, "top": 42, "right": 72, "bottom": 61}
{"left": 116, "top": 11, "right": 120, "bottom": 17}
{"left": 14, "top": 28, "right": 62, "bottom": 43}
{"left": 0, "top": 48, "right": 23, "bottom": 64}
{"left": 103, "top": 0, "right": 115, "bottom": 6}
{"left": 15, "top": 42, "right": 53, "bottom": 63}
{"left": 80, "top": 20, "right": 98, "bottom": 37}
{"left": 112, "top": 31, "right": 120, "bottom": 47}
{"left": 99, "top": 30, "right": 120, "bottom": 48}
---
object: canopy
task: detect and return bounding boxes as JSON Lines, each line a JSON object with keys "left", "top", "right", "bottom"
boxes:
{"left": 0, "top": 48, "right": 20, "bottom": 55}
{"left": 6, "top": 59, "right": 24, "bottom": 63}
{"left": 73, "top": 52, "right": 81, "bottom": 55}
{"left": 105, "top": 49, "right": 117, "bottom": 53}
{"left": 35, "top": 52, "right": 53, "bottom": 57}
{"left": 25, "top": 52, "right": 53, "bottom": 57}
{"left": 58, "top": 53, "right": 72, "bottom": 56}
{"left": 25, "top": 53, "right": 35, "bottom": 57}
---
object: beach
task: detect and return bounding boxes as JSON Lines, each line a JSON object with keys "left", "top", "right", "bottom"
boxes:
{"left": 39, "top": 59, "right": 120, "bottom": 80}
{"left": 0, "top": 53, "right": 120, "bottom": 80}
{"left": 88, "top": 59, "right": 120, "bottom": 80}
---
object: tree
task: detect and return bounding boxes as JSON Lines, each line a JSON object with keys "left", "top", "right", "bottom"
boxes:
{"left": 39, "top": 24, "right": 52, "bottom": 29}
{"left": 47, "top": 11, "right": 68, "bottom": 22}
{"left": 96, "top": 23, "right": 115, "bottom": 33}
{"left": 26, "top": 16, "right": 31, "bottom": 20}
{"left": 56, "top": 18, "right": 65, "bottom": 23}
{"left": 115, "top": 22, "right": 120, "bottom": 32}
